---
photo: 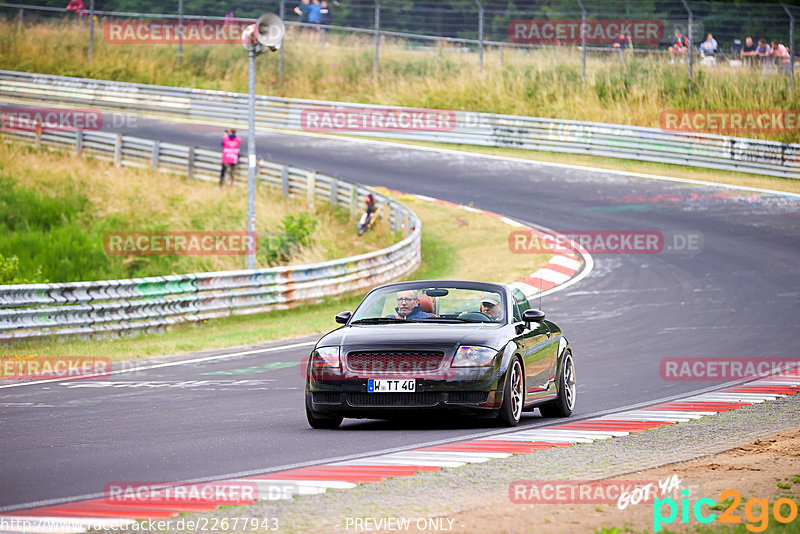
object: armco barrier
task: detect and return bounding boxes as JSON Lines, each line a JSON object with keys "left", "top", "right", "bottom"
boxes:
{"left": 1, "top": 70, "right": 798, "bottom": 179}
{"left": 0, "top": 129, "right": 421, "bottom": 341}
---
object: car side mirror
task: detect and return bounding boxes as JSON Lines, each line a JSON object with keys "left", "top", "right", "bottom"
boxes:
{"left": 522, "top": 309, "right": 546, "bottom": 324}
{"left": 335, "top": 311, "right": 352, "bottom": 324}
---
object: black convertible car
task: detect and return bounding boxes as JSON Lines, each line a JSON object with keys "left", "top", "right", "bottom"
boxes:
{"left": 304, "top": 280, "right": 575, "bottom": 429}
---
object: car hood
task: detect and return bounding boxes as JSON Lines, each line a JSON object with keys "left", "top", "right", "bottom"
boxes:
{"left": 317, "top": 323, "right": 511, "bottom": 353}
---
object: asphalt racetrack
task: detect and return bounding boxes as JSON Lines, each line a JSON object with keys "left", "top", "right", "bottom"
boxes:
{"left": 2, "top": 113, "right": 799, "bottom": 510}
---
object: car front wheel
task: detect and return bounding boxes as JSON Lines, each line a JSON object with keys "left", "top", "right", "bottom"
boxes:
{"left": 539, "top": 350, "right": 576, "bottom": 418}
{"left": 498, "top": 357, "right": 524, "bottom": 427}
{"left": 306, "top": 399, "right": 343, "bottom": 429}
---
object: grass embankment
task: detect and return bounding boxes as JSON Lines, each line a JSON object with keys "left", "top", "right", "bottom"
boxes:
{"left": 3, "top": 187, "right": 550, "bottom": 359}
{"left": 1, "top": 20, "right": 797, "bottom": 143}
{"left": 0, "top": 142, "right": 393, "bottom": 283}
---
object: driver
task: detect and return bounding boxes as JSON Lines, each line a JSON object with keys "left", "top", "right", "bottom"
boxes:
{"left": 388, "top": 290, "right": 435, "bottom": 320}
{"left": 479, "top": 292, "right": 504, "bottom": 322}
{"left": 458, "top": 292, "right": 504, "bottom": 322}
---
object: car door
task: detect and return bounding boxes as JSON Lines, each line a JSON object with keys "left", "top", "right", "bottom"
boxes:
{"left": 513, "top": 289, "right": 559, "bottom": 399}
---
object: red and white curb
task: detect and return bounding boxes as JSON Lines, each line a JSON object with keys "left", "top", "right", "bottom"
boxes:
{"left": 3, "top": 376, "right": 797, "bottom": 533}
{"left": 385, "top": 190, "right": 588, "bottom": 298}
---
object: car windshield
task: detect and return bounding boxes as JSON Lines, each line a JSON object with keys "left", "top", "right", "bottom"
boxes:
{"left": 350, "top": 284, "right": 507, "bottom": 324}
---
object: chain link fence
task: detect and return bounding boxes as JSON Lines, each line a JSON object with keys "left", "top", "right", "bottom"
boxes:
{"left": 1, "top": 1, "right": 797, "bottom": 86}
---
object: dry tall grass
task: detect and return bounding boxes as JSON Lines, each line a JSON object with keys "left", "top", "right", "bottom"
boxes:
{"left": 0, "top": 141, "right": 392, "bottom": 280}
{"left": 1, "top": 19, "right": 797, "bottom": 142}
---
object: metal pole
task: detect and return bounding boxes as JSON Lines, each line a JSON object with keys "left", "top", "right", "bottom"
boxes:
{"left": 681, "top": 0, "right": 693, "bottom": 91}
{"left": 784, "top": 4, "right": 795, "bottom": 91}
{"left": 475, "top": 0, "right": 483, "bottom": 72}
{"left": 88, "top": 0, "right": 95, "bottom": 62}
{"left": 178, "top": 0, "right": 183, "bottom": 65}
{"left": 279, "top": 0, "right": 285, "bottom": 84}
{"left": 246, "top": 47, "right": 257, "bottom": 270}
{"left": 374, "top": 0, "right": 380, "bottom": 85}
{"left": 576, "top": 0, "right": 586, "bottom": 87}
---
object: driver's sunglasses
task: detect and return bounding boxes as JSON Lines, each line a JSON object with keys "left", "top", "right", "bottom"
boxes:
{"left": 481, "top": 302, "right": 497, "bottom": 308}
{"left": 397, "top": 297, "right": 417, "bottom": 302}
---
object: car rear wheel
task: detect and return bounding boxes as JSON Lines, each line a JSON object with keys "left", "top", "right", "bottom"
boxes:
{"left": 306, "top": 399, "right": 343, "bottom": 429}
{"left": 539, "top": 350, "right": 575, "bottom": 418}
{"left": 498, "top": 357, "right": 524, "bottom": 426}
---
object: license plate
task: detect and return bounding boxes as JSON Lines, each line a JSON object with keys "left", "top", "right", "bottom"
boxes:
{"left": 368, "top": 379, "right": 416, "bottom": 392}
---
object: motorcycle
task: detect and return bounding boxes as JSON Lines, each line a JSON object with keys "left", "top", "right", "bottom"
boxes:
{"left": 356, "top": 207, "right": 380, "bottom": 236}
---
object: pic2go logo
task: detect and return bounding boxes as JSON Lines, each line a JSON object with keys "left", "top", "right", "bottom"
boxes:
{"left": 654, "top": 489, "right": 799, "bottom": 532}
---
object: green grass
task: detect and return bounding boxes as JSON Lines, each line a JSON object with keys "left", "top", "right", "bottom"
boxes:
{"left": 1, "top": 21, "right": 798, "bottom": 144}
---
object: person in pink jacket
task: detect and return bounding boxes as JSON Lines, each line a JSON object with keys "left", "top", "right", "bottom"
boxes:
{"left": 65, "top": 0, "right": 85, "bottom": 17}
{"left": 220, "top": 129, "right": 242, "bottom": 186}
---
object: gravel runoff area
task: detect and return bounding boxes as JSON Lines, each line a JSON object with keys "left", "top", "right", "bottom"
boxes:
{"left": 99, "top": 394, "right": 800, "bottom": 534}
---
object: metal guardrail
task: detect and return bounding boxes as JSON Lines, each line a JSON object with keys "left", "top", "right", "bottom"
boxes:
{"left": 0, "top": 128, "right": 421, "bottom": 341}
{"left": 1, "top": 70, "right": 797, "bottom": 179}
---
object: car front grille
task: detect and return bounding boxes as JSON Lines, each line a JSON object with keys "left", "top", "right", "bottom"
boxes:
{"left": 346, "top": 351, "right": 445, "bottom": 374}
{"left": 346, "top": 392, "right": 441, "bottom": 407}
{"left": 447, "top": 392, "right": 489, "bottom": 403}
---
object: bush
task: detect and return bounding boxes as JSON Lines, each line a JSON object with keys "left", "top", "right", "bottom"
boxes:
{"left": 0, "top": 253, "right": 45, "bottom": 284}
{"left": 260, "top": 213, "right": 318, "bottom": 266}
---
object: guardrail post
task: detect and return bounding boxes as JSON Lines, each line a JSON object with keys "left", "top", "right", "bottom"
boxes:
{"left": 34, "top": 121, "right": 41, "bottom": 149}
{"left": 373, "top": 0, "right": 380, "bottom": 85}
{"left": 330, "top": 178, "right": 338, "bottom": 208}
{"left": 404, "top": 211, "right": 410, "bottom": 236}
{"left": 187, "top": 146, "right": 195, "bottom": 180}
{"left": 350, "top": 185, "right": 358, "bottom": 218}
{"left": 151, "top": 140, "right": 160, "bottom": 169}
{"left": 307, "top": 171, "right": 316, "bottom": 211}
{"left": 383, "top": 201, "right": 392, "bottom": 232}
{"left": 114, "top": 134, "right": 122, "bottom": 167}
{"left": 281, "top": 165, "right": 289, "bottom": 197}
{"left": 475, "top": 0, "right": 484, "bottom": 72}
{"left": 18, "top": 8, "right": 23, "bottom": 29}
{"left": 75, "top": 131, "right": 83, "bottom": 156}
{"left": 784, "top": 4, "right": 796, "bottom": 92}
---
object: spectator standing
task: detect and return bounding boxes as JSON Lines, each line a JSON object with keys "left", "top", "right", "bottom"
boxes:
{"left": 308, "top": 0, "right": 322, "bottom": 25}
{"left": 220, "top": 129, "right": 241, "bottom": 186}
{"left": 320, "top": 1, "right": 334, "bottom": 26}
{"left": 741, "top": 36, "right": 757, "bottom": 66}
{"left": 65, "top": 0, "right": 85, "bottom": 17}
{"left": 294, "top": 0, "right": 311, "bottom": 26}
{"left": 698, "top": 33, "right": 717, "bottom": 56}
{"left": 318, "top": 0, "right": 338, "bottom": 43}
{"left": 755, "top": 38, "right": 773, "bottom": 74}
{"left": 772, "top": 41, "right": 791, "bottom": 75}
{"left": 669, "top": 30, "right": 689, "bottom": 64}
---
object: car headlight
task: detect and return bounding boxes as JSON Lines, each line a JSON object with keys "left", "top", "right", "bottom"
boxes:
{"left": 452, "top": 345, "right": 498, "bottom": 367}
{"left": 312, "top": 347, "right": 340, "bottom": 369}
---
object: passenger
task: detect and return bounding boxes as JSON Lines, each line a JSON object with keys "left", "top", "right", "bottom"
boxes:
{"left": 388, "top": 290, "right": 435, "bottom": 320}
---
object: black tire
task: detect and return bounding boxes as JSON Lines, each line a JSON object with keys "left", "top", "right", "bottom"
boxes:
{"left": 306, "top": 400, "right": 343, "bottom": 429}
{"left": 498, "top": 357, "right": 524, "bottom": 427}
{"left": 539, "top": 350, "right": 576, "bottom": 418}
